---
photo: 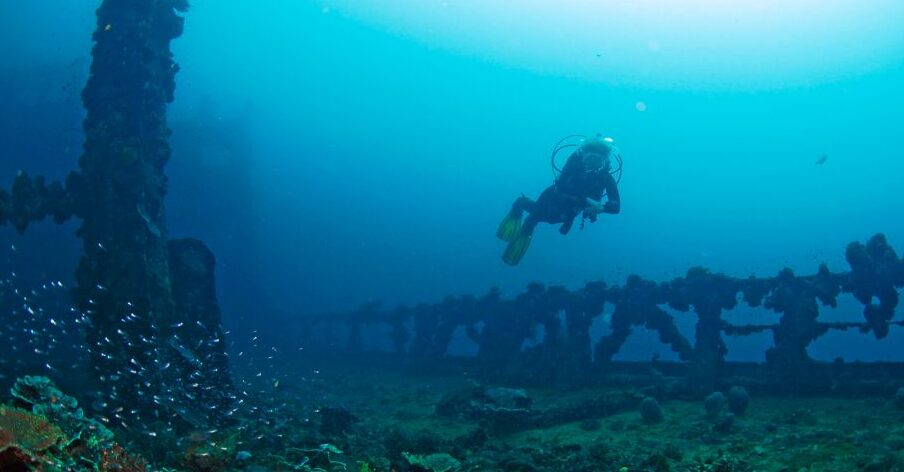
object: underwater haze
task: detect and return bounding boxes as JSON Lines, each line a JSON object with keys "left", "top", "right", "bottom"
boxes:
{"left": 5, "top": 1, "right": 904, "bottom": 470}
{"left": 178, "top": 1, "right": 904, "bottom": 357}
{"left": 3, "top": 0, "right": 904, "bottom": 362}
{"left": 174, "top": 0, "right": 904, "bottom": 311}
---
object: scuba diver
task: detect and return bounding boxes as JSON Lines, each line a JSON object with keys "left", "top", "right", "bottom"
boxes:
{"left": 496, "top": 133, "right": 622, "bottom": 265}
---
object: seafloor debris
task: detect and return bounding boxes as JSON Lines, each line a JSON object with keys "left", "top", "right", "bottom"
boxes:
{"left": 403, "top": 451, "right": 462, "bottom": 472}
{"left": 436, "top": 384, "right": 533, "bottom": 431}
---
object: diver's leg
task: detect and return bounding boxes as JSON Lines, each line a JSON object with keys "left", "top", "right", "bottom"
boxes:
{"left": 498, "top": 196, "right": 532, "bottom": 242}
{"left": 502, "top": 215, "right": 538, "bottom": 265}
{"left": 498, "top": 195, "right": 536, "bottom": 242}
{"left": 559, "top": 216, "right": 576, "bottom": 235}
{"left": 531, "top": 186, "right": 576, "bottom": 225}
{"left": 512, "top": 195, "right": 536, "bottom": 215}
{"left": 522, "top": 215, "right": 539, "bottom": 236}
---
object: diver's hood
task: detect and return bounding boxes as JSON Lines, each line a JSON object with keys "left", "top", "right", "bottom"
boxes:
{"left": 580, "top": 135, "right": 614, "bottom": 158}
{"left": 580, "top": 135, "right": 615, "bottom": 172}
{"left": 551, "top": 133, "right": 622, "bottom": 183}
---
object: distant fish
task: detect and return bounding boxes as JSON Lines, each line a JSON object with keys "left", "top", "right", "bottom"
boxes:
{"left": 815, "top": 154, "right": 828, "bottom": 165}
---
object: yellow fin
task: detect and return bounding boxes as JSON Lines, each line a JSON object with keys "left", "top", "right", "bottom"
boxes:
{"left": 496, "top": 212, "right": 523, "bottom": 242}
{"left": 502, "top": 231, "right": 532, "bottom": 265}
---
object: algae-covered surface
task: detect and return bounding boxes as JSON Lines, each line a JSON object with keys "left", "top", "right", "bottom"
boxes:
{"left": 4, "top": 365, "right": 904, "bottom": 471}
{"left": 256, "top": 360, "right": 904, "bottom": 472}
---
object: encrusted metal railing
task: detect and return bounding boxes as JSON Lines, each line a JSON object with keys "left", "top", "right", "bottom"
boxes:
{"left": 301, "top": 234, "right": 903, "bottom": 391}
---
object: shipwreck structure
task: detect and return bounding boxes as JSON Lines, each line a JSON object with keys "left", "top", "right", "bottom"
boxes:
{"left": 0, "top": 0, "right": 231, "bottom": 428}
{"left": 2, "top": 0, "right": 901, "bottom": 435}
{"left": 302, "top": 234, "right": 904, "bottom": 394}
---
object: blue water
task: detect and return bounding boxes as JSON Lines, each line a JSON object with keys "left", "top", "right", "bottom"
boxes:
{"left": 2, "top": 0, "right": 904, "bottom": 364}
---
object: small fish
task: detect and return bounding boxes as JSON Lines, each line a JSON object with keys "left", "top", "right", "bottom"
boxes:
{"left": 815, "top": 154, "right": 828, "bottom": 165}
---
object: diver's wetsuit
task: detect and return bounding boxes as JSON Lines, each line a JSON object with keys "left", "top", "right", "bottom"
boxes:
{"left": 513, "top": 155, "right": 621, "bottom": 236}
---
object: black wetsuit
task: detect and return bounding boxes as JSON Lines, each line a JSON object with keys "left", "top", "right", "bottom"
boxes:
{"left": 515, "top": 153, "right": 621, "bottom": 235}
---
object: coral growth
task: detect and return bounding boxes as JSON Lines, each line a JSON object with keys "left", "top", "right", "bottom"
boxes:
{"left": 640, "top": 397, "right": 663, "bottom": 425}
{"left": 1, "top": 376, "right": 148, "bottom": 471}
{"left": 0, "top": 445, "right": 42, "bottom": 471}
{"left": 0, "top": 406, "right": 67, "bottom": 472}
{"left": 99, "top": 444, "right": 148, "bottom": 472}
{"left": 728, "top": 386, "right": 750, "bottom": 416}
{"left": 11, "top": 375, "right": 115, "bottom": 463}
{"left": 403, "top": 452, "right": 462, "bottom": 472}
{"left": 704, "top": 391, "right": 726, "bottom": 419}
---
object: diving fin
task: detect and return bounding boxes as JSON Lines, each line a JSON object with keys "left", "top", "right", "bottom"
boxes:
{"left": 496, "top": 209, "right": 523, "bottom": 242}
{"left": 502, "top": 230, "right": 532, "bottom": 266}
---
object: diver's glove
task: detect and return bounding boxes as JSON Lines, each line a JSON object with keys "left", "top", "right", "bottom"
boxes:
{"left": 582, "top": 198, "right": 603, "bottom": 222}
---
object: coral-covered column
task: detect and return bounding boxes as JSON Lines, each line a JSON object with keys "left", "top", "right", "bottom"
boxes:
{"left": 670, "top": 268, "right": 738, "bottom": 390}
{"left": 764, "top": 269, "right": 823, "bottom": 389}
{"left": 70, "top": 0, "right": 187, "bottom": 414}
{"left": 845, "top": 234, "right": 902, "bottom": 338}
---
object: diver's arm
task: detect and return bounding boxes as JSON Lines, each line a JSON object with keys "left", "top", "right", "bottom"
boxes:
{"left": 584, "top": 174, "right": 620, "bottom": 216}
{"left": 602, "top": 174, "right": 620, "bottom": 214}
